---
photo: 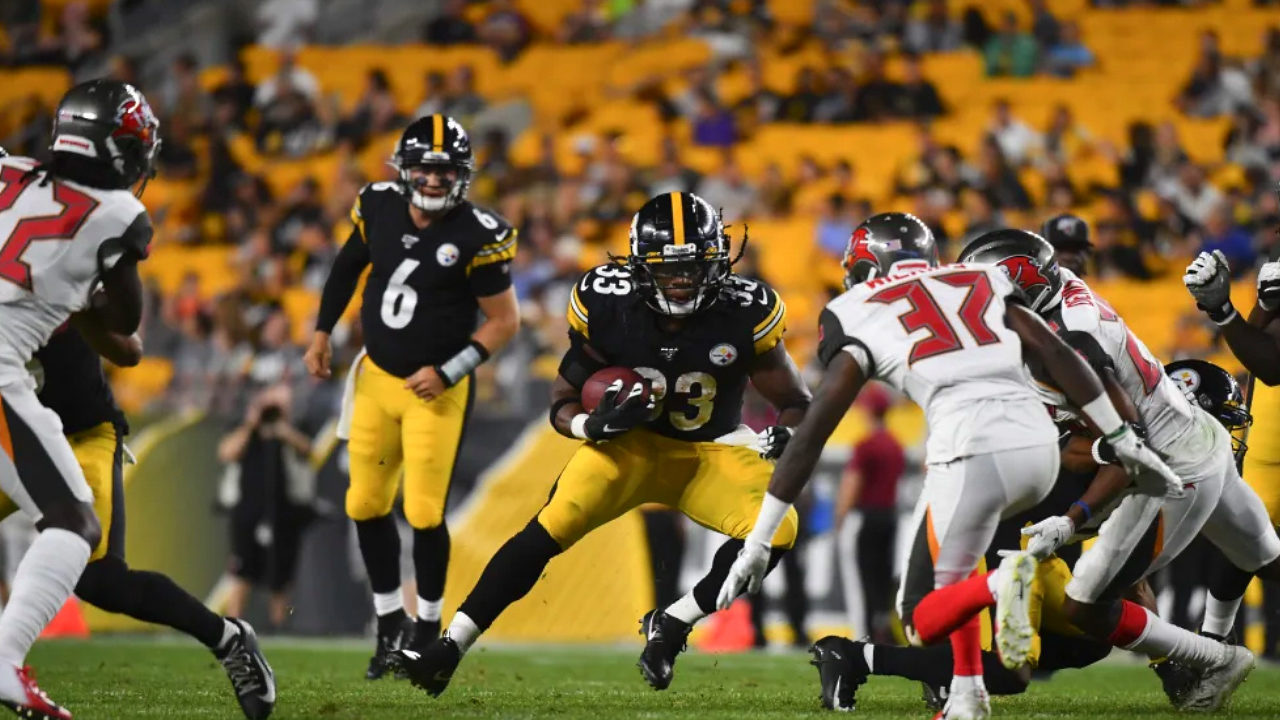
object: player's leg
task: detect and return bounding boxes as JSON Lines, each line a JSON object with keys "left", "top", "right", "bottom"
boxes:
{"left": 0, "top": 383, "right": 100, "bottom": 719}
{"left": 639, "top": 444, "right": 797, "bottom": 689}
{"left": 400, "top": 375, "right": 471, "bottom": 648}
{"left": 344, "top": 363, "right": 411, "bottom": 679}
{"left": 1197, "top": 467, "right": 1280, "bottom": 633}
{"left": 400, "top": 432, "right": 659, "bottom": 697}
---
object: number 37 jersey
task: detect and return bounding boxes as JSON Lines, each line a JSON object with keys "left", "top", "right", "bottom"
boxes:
{"left": 0, "top": 156, "right": 150, "bottom": 384}
{"left": 566, "top": 265, "right": 788, "bottom": 442}
{"left": 819, "top": 263, "right": 1056, "bottom": 464}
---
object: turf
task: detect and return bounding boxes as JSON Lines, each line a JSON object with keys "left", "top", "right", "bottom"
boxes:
{"left": 23, "top": 638, "right": 1280, "bottom": 719}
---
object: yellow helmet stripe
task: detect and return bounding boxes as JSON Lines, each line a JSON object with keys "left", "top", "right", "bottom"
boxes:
{"left": 432, "top": 114, "right": 444, "bottom": 152}
{"left": 670, "top": 191, "right": 685, "bottom": 245}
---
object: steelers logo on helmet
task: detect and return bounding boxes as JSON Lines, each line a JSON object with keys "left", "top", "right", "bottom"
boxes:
{"left": 391, "top": 114, "right": 474, "bottom": 215}
{"left": 436, "top": 243, "right": 460, "bottom": 267}
{"left": 627, "top": 192, "right": 731, "bottom": 316}
{"left": 1169, "top": 367, "right": 1202, "bottom": 396}
{"left": 709, "top": 343, "right": 739, "bottom": 366}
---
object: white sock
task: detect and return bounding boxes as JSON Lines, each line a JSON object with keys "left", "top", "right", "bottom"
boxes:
{"left": 216, "top": 619, "right": 239, "bottom": 650}
{"left": 0, "top": 528, "right": 90, "bottom": 666}
{"left": 445, "top": 611, "right": 481, "bottom": 654}
{"left": 1201, "top": 593, "right": 1242, "bottom": 638}
{"left": 986, "top": 568, "right": 1001, "bottom": 600}
{"left": 373, "top": 589, "right": 403, "bottom": 617}
{"left": 949, "top": 673, "right": 984, "bottom": 695}
{"left": 664, "top": 593, "right": 704, "bottom": 625}
{"left": 1124, "top": 607, "right": 1226, "bottom": 670}
{"left": 862, "top": 643, "right": 875, "bottom": 673}
{"left": 418, "top": 597, "right": 443, "bottom": 623}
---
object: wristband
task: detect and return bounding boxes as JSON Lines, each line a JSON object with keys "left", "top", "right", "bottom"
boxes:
{"left": 1090, "top": 436, "right": 1116, "bottom": 465}
{"left": 1203, "top": 301, "right": 1238, "bottom": 326}
{"left": 438, "top": 340, "right": 491, "bottom": 387}
{"left": 1070, "top": 500, "right": 1092, "bottom": 523}
{"left": 1081, "top": 395, "right": 1124, "bottom": 438}
{"left": 549, "top": 396, "right": 578, "bottom": 426}
{"left": 570, "top": 413, "right": 590, "bottom": 440}
{"left": 746, "top": 493, "right": 792, "bottom": 548}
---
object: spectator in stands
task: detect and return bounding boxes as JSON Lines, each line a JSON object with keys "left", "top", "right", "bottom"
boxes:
{"left": 3, "top": 95, "right": 52, "bottom": 160}
{"left": 295, "top": 220, "right": 337, "bottom": 292}
{"left": 904, "top": 0, "right": 962, "bottom": 53}
{"left": 561, "top": 0, "right": 613, "bottom": 44}
{"left": 257, "top": 0, "right": 318, "bottom": 49}
{"left": 34, "top": 0, "right": 105, "bottom": 73}
{"left": 984, "top": 11, "right": 1038, "bottom": 78}
{"left": 1045, "top": 20, "right": 1095, "bottom": 78}
{"left": 338, "top": 68, "right": 404, "bottom": 149}
{"left": 1160, "top": 161, "right": 1224, "bottom": 226}
{"left": 892, "top": 53, "right": 945, "bottom": 120}
{"left": 423, "top": 0, "right": 478, "bottom": 45}
{"left": 1178, "top": 36, "right": 1254, "bottom": 118}
{"left": 646, "top": 147, "right": 701, "bottom": 196}
{"left": 1093, "top": 193, "right": 1153, "bottom": 279}
{"left": 813, "top": 67, "right": 857, "bottom": 123}
{"left": 1198, "top": 202, "right": 1258, "bottom": 274}
{"left": 479, "top": 0, "right": 533, "bottom": 62}
{"left": 758, "top": 162, "right": 793, "bottom": 217}
{"left": 1251, "top": 26, "right": 1280, "bottom": 98}
{"left": 163, "top": 54, "right": 210, "bottom": 131}
{"left": 987, "top": 98, "right": 1040, "bottom": 166}
{"left": 442, "top": 65, "right": 487, "bottom": 122}
{"left": 816, "top": 194, "right": 857, "bottom": 258}
{"left": 975, "top": 136, "right": 1032, "bottom": 210}
{"left": 1029, "top": 0, "right": 1061, "bottom": 49}
{"left": 414, "top": 71, "right": 448, "bottom": 119}
{"left": 1041, "top": 103, "right": 1092, "bottom": 165}
{"left": 734, "top": 61, "right": 782, "bottom": 133}
{"left": 851, "top": 52, "right": 899, "bottom": 122}
{"left": 780, "top": 67, "right": 822, "bottom": 123}
{"left": 1225, "top": 106, "right": 1268, "bottom": 169}
{"left": 256, "top": 74, "right": 325, "bottom": 157}
{"left": 696, "top": 152, "right": 758, "bottom": 223}
{"left": 691, "top": 90, "right": 736, "bottom": 147}
{"left": 105, "top": 53, "right": 139, "bottom": 85}
{"left": 835, "top": 384, "right": 904, "bottom": 644}
{"left": 960, "top": 189, "right": 1003, "bottom": 245}
{"left": 255, "top": 47, "right": 320, "bottom": 107}
{"left": 272, "top": 177, "right": 326, "bottom": 254}
{"left": 213, "top": 58, "right": 256, "bottom": 130}
{"left": 157, "top": 116, "right": 199, "bottom": 182}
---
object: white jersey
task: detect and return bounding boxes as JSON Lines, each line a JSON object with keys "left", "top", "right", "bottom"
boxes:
{"left": 1043, "top": 268, "right": 1195, "bottom": 450}
{"left": 0, "top": 155, "right": 150, "bottom": 384}
{"left": 819, "top": 263, "right": 1056, "bottom": 464}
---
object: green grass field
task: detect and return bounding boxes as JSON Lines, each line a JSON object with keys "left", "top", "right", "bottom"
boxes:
{"left": 24, "top": 638, "right": 1280, "bottom": 719}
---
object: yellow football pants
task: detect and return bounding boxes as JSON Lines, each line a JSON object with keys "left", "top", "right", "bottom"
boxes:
{"left": 536, "top": 428, "right": 799, "bottom": 550}
{"left": 69, "top": 422, "right": 122, "bottom": 561}
{"left": 345, "top": 357, "right": 471, "bottom": 529}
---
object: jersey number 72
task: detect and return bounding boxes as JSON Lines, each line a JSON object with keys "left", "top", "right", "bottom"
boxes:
{"left": 0, "top": 166, "right": 99, "bottom": 291}
{"left": 867, "top": 271, "right": 1000, "bottom": 365}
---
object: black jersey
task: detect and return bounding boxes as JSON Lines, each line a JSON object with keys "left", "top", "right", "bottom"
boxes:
{"left": 33, "top": 326, "right": 126, "bottom": 436}
{"left": 346, "top": 184, "right": 516, "bottom": 378}
{"left": 566, "top": 265, "right": 788, "bottom": 442}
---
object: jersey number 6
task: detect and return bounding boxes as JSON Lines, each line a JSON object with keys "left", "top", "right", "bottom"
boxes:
{"left": 381, "top": 258, "right": 420, "bottom": 329}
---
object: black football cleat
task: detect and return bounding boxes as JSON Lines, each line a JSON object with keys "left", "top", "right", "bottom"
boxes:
{"left": 921, "top": 680, "right": 948, "bottom": 712}
{"left": 637, "top": 610, "right": 692, "bottom": 690}
{"left": 397, "top": 637, "right": 462, "bottom": 697}
{"left": 809, "top": 636, "right": 869, "bottom": 712}
{"left": 214, "top": 619, "right": 277, "bottom": 720}
{"left": 366, "top": 615, "right": 414, "bottom": 680}
{"left": 408, "top": 619, "right": 442, "bottom": 652}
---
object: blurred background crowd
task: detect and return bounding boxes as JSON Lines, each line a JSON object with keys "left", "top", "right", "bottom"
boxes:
{"left": 4, "top": 0, "right": 1280, "bottom": 651}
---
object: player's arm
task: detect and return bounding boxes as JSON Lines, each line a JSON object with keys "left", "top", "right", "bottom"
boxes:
{"left": 307, "top": 225, "right": 370, "bottom": 379}
{"left": 1217, "top": 306, "right": 1280, "bottom": 386}
{"left": 747, "top": 342, "right": 812, "bottom": 458}
{"left": 93, "top": 212, "right": 151, "bottom": 336}
{"left": 69, "top": 310, "right": 142, "bottom": 367}
{"left": 834, "top": 463, "right": 862, "bottom": 530}
{"left": 548, "top": 333, "right": 651, "bottom": 441}
{"left": 1185, "top": 251, "right": 1280, "bottom": 384}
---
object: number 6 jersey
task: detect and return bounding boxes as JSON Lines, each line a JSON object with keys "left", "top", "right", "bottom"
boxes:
{"left": 566, "top": 265, "right": 788, "bottom": 442}
{"left": 818, "top": 263, "right": 1056, "bottom": 464}
{"left": 0, "top": 155, "right": 150, "bottom": 384}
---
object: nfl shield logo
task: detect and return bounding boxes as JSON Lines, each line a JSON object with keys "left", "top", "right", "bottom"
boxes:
{"left": 402, "top": 234, "right": 419, "bottom": 249}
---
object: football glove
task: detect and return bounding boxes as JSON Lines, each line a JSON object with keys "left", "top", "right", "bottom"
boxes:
{"left": 1258, "top": 261, "right": 1280, "bottom": 312}
{"left": 757, "top": 425, "right": 794, "bottom": 460}
{"left": 716, "top": 540, "right": 771, "bottom": 610}
{"left": 1183, "top": 250, "right": 1237, "bottom": 325}
{"left": 1105, "top": 424, "right": 1184, "bottom": 498}
{"left": 583, "top": 379, "right": 654, "bottom": 442}
{"left": 1020, "top": 515, "right": 1074, "bottom": 560}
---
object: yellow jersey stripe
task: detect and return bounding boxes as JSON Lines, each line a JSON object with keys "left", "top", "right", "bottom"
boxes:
{"left": 475, "top": 233, "right": 517, "bottom": 257}
{"left": 349, "top": 196, "right": 366, "bottom": 242}
{"left": 753, "top": 289, "right": 783, "bottom": 336}
{"left": 432, "top": 114, "right": 444, "bottom": 152}
{"left": 670, "top": 191, "right": 685, "bottom": 245}
{"left": 567, "top": 285, "right": 590, "bottom": 337}
{"left": 752, "top": 297, "right": 787, "bottom": 354}
{"left": 466, "top": 229, "right": 519, "bottom": 273}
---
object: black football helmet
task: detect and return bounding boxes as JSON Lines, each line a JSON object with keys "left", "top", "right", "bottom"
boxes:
{"left": 841, "top": 212, "right": 938, "bottom": 290}
{"left": 1165, "top": 359, "right": 1252, "bottom": 459}
{"left": 50, "top": 80, "right": 160, "bottom": 192}
{"left": 957, "top": 228, "right": 1063, "bottom": 313}
{"left": 627, "top": 192, "right": 730, "bottom": 316}
{"left": 389, "top": 113, "right": 473, "bottom": 214}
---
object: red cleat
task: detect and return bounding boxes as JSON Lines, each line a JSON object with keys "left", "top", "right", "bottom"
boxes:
{"left": 0, "top": 666, "right": 71, "bottom": 720}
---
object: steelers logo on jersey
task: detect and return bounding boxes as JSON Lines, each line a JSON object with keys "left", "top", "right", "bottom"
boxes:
{"left": 709, "top": 343, "right": 739, "bottom": 366}
{"left": 437, "top": 243, "right": 460, "bottom": 267}
{"left": 1170, "top": 367, "right": 1201, "bottom": 395}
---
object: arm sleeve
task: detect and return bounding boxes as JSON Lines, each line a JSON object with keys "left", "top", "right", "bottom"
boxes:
{"left": 97, "top": 212, "right": 153, "bottom": 272}
{"left": 315, "top": 227, "right": 370, "bottom": 333}
{"left": 467, "top": 227, "right": 518, "bottom": 297}
{"left": 751, "top": 286, "right": 788, "bottom": 355}
{"left": 557, "top": 331, "right": 606, "bottom": 389}
{"left": 817, "top": 307, "right": 876, "bottom": 376}
{"left": 565, "top": 278, "right": 592, "bottom": 339}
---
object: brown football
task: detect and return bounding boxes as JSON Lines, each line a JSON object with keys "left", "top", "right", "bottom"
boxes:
{"left": 581, "top": 367, "right": 648, "bottom": 412}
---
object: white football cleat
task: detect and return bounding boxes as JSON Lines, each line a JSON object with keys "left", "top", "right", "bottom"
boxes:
{"left": 994, "top": 550, "right": 1037, "bottom": 670}
{"left": 934, "top": 686, "right": 990, "bottom": 720}
{"left": 1180, "top": 644, "right": 1254, "bottom": 712}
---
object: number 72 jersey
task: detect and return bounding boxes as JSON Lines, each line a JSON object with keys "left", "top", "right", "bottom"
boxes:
{"left": 818, "top": 263, "right": 1056, "bottom": 464}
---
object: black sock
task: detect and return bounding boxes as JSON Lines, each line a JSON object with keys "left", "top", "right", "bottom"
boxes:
{"left": 870, "top": 644, "right": 1027, "bottom": 695}
{"left": 354, "top": 515, "right": 401, "bottom": 596}
{"left": 76, "top": 555, "right": 226, "bottom": 648}
{"left": 691, "top": 538, "right": 789, "bottom": 615}
{"left": 458, "top": 519, "right": 561, "bottom": 631}
{"left": 413, "top": 523, "right": 450, "bottom": 608}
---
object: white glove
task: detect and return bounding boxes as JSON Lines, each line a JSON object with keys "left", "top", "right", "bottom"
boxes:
{"left": 1258, "top": 261, "right": 1280, "bottom": 312}
{"left": 716, "top": 540, "right": 770, "bottom": 610}
{"left": 1183, "top": 250, "right": 1237, "bottom": 324}
{"left": 756, "top": 425, "right": 793, "bottom": 460}
{"left": 1020, "top": 516, "right": 1075, "bottom": 560}
{"left": 1106, "top": 426, "right": 1184, "bottom": 498}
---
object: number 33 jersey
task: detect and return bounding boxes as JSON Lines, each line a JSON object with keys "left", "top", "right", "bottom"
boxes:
{"left": 818, "top": 263, "right": 1056, "bottom": 464}
{"left": 352, "top": 183, "right": 516, "bottom": 378}
{"left": 567, "top": 265, "right": 788, "bottom": 442}
{"left": 0, "top": 155, "right": 150, "bottom": 384}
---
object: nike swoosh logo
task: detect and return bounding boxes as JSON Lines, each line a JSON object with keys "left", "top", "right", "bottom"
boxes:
{"left": 758, "top": 287, "right": 770, "bottom": 305}
{"left": 602, "top": 424, "right": 625, "bottom": 434}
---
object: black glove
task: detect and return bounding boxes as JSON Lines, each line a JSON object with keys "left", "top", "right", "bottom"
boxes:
{"left": 757, "top": 425, "right": 794, "bottom": 460}
{"left": 583, "top": 379, "right": 654, "bottom": 441}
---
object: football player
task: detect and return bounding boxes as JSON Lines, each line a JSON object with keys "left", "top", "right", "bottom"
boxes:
{"left": 304, "top": 114, "right": 520, "bottom": 678}
{"left": 395, "top": 192, "right": 812, "bottom": 696}
{"left": 0, "top": 80, "right": 156, "bottom": 719}
{"left": 31, "top": 321, "right": 274, "bottom": 719}
{"left": 718, "top": 214, "right": 1178, "bottom": 720}
{"left": 951, "top": 231, "right": 1274, "bottom": 711}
